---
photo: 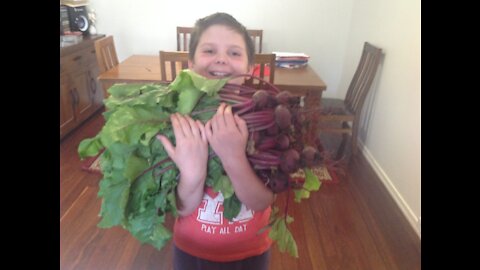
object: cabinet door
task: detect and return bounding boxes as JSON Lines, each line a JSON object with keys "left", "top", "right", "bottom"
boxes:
{"left": 70, "top": 71, "right": 94, "bottom": 124}
{"left": 60, "top": 75, "right": 76, "bottom": 139}
{"left": 60, "top": 37, "right": 106, "bottom": 140}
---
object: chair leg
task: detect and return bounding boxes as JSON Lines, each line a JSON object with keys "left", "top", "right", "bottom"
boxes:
{"left": 351, "top": 123, "right": 359, "bottom": 156}
{"left": 335, "top": 133, "right": 349, "bottom": 160}
{"left": 351, "top": 137, "right": 358, "bottom": 156}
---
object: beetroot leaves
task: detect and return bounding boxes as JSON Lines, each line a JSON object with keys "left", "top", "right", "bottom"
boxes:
{"left": 78, "top": 70, "right": 324, "bottom": 258}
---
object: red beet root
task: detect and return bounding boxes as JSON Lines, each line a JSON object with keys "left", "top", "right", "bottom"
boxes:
{"left": 268, "top": 171, "right": 290, "bottom": 193}
{"left": 274, "top": 104, "right": 292, "bottom": 130}
{"left": 300, "top": 145, "right": 322, "bottom": 167}
{"left": 275, "top": 134, "right": 290, "bottom": 150}
{"left": 280, "top": 149, "right": 300, "bottom": 174}
{"left": 252, "top": 90, "right": 270, "bottom": 109}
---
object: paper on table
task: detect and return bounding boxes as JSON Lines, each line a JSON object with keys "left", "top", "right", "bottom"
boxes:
{"left": 61, "top": 0, "right": 89, "bottom": 7}
{"left": 273, "top": 52, "right": 310, "bottom": 59}
{"left": 276, "top": 62, "right": 308, "bottom": 69}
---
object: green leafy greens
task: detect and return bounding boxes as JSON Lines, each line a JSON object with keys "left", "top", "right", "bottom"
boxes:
{"left": 78, "top": 70, "right": 319, "bottom": 257}
{"left": 78, "top": 70, "right": 238, "bottom": 249}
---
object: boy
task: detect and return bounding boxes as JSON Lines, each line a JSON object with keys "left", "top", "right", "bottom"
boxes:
{"left": 157, "top": 12, "right": 274, "bottom": 270}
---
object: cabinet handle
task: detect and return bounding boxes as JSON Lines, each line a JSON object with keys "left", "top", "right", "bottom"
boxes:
{"left": 70, "top": 89, "right": 77, "bottom": 107}
{"left": 73, "top": 55, "right": 82, "bottom": 62}
{"left": 73, "top": 88, "right": 80, "bottom": 106}
{"left": 89, "top": 74, "right": 97, "bottom": 96}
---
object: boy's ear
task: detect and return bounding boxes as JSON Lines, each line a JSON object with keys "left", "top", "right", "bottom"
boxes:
{"left": 188, "top": 60, "right": 193, "bottom": 69}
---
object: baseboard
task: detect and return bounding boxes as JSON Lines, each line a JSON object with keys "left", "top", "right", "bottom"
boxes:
{"left": 358, "top": 141, "right": 421, "bottom": 238}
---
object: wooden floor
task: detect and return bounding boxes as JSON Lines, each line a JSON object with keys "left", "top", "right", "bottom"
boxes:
{"left": 60, "top": 110, "right": 420, "bottom": 270}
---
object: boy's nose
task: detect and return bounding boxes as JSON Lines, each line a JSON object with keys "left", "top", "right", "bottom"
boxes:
{"left": 215, "top": 54, "right": 227, "bottom": 64}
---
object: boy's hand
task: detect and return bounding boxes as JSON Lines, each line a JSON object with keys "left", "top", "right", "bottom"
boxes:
{"left": 157, "top": 113, "right": 208, "bottom": 184}
{"left": 205, "top": 103, "right": 249, "bottom": 162}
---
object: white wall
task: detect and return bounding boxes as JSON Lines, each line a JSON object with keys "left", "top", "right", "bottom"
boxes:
{"left": 88, "top": 0, "right": 421, "bottom": 236}
{"left": 88, "top": 0, "right": 353, "bottom": 98}
{"left": 340, "top": 0, "right": 421, "bottom": 236}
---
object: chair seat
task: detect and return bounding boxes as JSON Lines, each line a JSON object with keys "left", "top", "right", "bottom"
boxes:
{"left": 320, "top": 98, "right": 354, "bottom": 122}
{"left": 318, "top": 98, "right": 354, "bottom": 159}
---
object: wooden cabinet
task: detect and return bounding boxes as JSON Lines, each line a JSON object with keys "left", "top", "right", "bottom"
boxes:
{"left": 60, "top": 35, "right": 105, "bottom": 139}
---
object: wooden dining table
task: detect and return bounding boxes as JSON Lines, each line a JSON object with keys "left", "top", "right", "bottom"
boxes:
{"left": 98, "top": 55, "right": 327, "bottom": 109}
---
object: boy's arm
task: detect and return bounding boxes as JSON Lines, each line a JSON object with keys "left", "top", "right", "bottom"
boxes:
{"left": 175, "top": 173, "right": 205, "bottom": 216}
{"left": 206, "top": 104, "right": 274, "bottom": 211}
{"left": 221, "top": 152, "right": 274, "bottom": 211}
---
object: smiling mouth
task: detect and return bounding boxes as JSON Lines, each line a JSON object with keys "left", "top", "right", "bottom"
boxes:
{"left": 209, "top": 71, "right": 232, "bottom": 78}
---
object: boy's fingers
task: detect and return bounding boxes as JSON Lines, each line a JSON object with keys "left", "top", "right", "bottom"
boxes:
{"left": 234, "top": 114, "right": 248, "bottom": 138}
{"left": 156, "top": 134, "right": 175, "bottom": 159}
{"left": 176, "top": 113, "right": 193, "bottom": 137}
{"left": 186, "top": 115, "right": 200, "bottom": 137}
{"left": 196, "top": 120, "right": 207, "bottom": 142}
{"left": 205, "top": 120, "right": 213, "bottom": 141}
{"left": 215, "top": 103, "right": 227, "bottom": 127}
{"left": 223, "top": 105, "right": 235, "bottom": 127}
{"left": 171, "top": 114, "right": 184, "bottom": 139}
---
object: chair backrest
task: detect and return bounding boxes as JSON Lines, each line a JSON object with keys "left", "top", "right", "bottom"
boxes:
{"left": 245, "top": 53, "right": 276, "bottom": 89}
{"left": 247, "top": 29, "right": 263, "bottom": 53}
{"left": 318, "top": 42, "right": 382, "bottom": 158}
{"left": 159, "top": 50, "right": 189, "bottom": 82}
{"left": 94, "top": 35, "right": 119, "bottom": 73}
{"left": 176, "top": 26, "right": 193, "bottom": 51}
{"left": 177, "top": 27, "right": 263, "bottom": 54}
{"left": 344, "top": 42, "right": 383, "bottom": 115}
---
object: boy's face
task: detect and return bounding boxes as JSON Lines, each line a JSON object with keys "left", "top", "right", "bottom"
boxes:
{"left": 189, "top": 25, "right": 253, "bottom": 84}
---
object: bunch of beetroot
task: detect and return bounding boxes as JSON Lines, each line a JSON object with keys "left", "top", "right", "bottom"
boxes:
{"left": 218, "top": 78, "right": 323, "bottom": 193}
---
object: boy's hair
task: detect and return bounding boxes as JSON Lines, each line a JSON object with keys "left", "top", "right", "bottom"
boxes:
{"left": 189, "top": 12, "right": 255, "bottom": 66}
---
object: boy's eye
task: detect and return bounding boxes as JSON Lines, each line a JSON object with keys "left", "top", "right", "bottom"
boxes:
{"left": 203, "top": 49, "right": 214, "bottom": 54}
{"left": 230, "top": 51, "right": 242, "bottom": 57}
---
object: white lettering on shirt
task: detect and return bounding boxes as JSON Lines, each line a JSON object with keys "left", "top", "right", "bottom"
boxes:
{"left": 196, "top": 192, "right": 254, "bottom": 234}
{"left": 197, "top": 192, "right": 224, "bottom": 225}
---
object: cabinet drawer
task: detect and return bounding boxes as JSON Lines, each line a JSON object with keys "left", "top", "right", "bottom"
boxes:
{"left": 60, "top": 46, "right": 93, "bottom": 74}
{"left": 85, "top": 47, "right": 98, "bottom": 65}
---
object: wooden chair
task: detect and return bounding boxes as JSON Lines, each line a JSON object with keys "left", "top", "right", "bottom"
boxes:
{"left": 94, "top": 35, "right": 119, "bottom": 73}
{"left": 318, "top": 42, "right": 383, "bottom": 158}
{"left": 176, "top": 26, "right": 193, "bottom": 51}
{"left": 177, "top": 27, "right": 263, "bottom": 54}
{"left": 247, "top": 29, "right": 263, "bottom": 53}
{"left": 245, "top": 53, "right": 276, "bottom": 89}
{"left": 159, "top": 50, "right": 189, "bottom": 82}
{"left": 94, "top": 35, "right": 119, "bottom": 97}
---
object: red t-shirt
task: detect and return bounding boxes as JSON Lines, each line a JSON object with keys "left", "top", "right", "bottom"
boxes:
{"left": 173, "top": 187, "right": 272, "bottom": 262}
